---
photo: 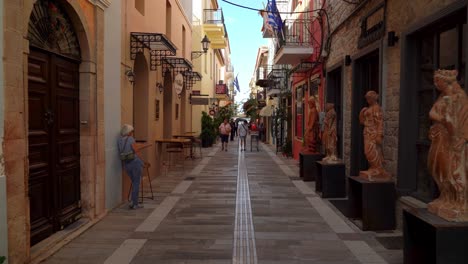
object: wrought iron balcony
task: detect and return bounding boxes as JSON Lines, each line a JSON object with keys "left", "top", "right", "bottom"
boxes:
{"left": 274, "top": 19, "right": 315, "bottom": 65}
{"left": 203, "top": 9, "right": 227, "bottom": 49}
{"left": 255, "top": 64, "right": 290, "bottom": 88}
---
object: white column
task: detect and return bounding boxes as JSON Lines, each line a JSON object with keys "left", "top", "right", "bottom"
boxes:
{"left": 104, "top": 0, "right": 123, "bottom": 209}
{"left": 0, "top": 0, "right": 8, "bottom": 262}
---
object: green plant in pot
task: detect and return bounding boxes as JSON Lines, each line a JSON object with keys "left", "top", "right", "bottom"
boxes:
{"left": 0, "top": 256, "right": 5, "bottom": 264}
{"left": 200, "top": 111, "right": 214, "bottom": 147}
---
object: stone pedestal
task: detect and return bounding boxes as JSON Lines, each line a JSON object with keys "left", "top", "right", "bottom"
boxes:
{"left": 348, "top": 176, "right": 395, "bottom": 231}
{"left": 299, "top": 153, "right": 325, "bottom": 181}
{"left": 404, "top": 208, "right": 468, "bottom": 264}
{"left": 315, "top": 161, "right": 346, "bottom": 198}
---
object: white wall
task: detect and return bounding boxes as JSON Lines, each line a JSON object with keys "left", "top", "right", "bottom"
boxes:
{"left": 178, "top": 0, "right": 193, "bottom": 23}
{"left": 104, "top": 0, "right": 122, "bottom": 209}
{"left": 0, "top": 0, "right": 8, "bottom": 261}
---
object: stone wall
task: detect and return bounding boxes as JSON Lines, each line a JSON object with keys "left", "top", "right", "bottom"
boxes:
{"left": 0, "top": 0, "right": 8, "bottom": 261}
{"left": 3, "top": 0, "right": 106, "bottom": 262}
{"left": 324, "top": 0, "right": 461, "bottom": 179}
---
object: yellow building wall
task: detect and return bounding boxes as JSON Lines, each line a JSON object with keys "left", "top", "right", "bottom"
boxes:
{"left": 121, "top": 0, "right": 193, "bottom": 191}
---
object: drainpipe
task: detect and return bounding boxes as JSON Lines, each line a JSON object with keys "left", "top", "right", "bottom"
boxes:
{"left": 0, "top": 0, "right": 9, "bottom": 262}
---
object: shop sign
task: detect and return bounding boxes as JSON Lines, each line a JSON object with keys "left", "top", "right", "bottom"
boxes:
{"left": 174, "top": 73, "right": 184, "bottom": 95}
{"left": 216, "top": 84, "right": 227, "bottom": 94}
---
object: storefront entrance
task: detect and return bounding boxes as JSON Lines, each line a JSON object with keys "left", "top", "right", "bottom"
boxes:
{"left": 351, "top": 50, "right": 380, "bottom": 176}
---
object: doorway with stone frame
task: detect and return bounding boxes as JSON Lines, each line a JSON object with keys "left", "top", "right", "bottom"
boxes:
{"left": 350, "top": 49, "right": 381, "bottom": 176}
{"left": 26, "top": 0, "right": 89, "bottom": 246}
{"left": 398, "top": 3, "right": 467, "bottom": 202}
{"left": 326, "top": 65, "right": 344, "bottom": 159}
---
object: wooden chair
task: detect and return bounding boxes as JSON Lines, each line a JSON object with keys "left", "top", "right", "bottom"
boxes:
{"left": 127, "top": 161, "right": 154, "bottom": 203}
{"left": 192, "top": 137, "right": 203, "bottom": 158}
{"left": 163, "top": 142, "right": 185, "bottom": 176}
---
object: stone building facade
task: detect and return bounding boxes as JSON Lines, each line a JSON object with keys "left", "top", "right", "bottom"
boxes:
{"left": 0, "top": 0, "right": 7, "bottom": 261}
{"left": 120, "top": 0, "right": 194, "bottom": 196}
{"left": 324, "top": 0, "right": 467, "bottom": 222}
{"left": 2, "top": 0, "right": 110, "bottom": 262}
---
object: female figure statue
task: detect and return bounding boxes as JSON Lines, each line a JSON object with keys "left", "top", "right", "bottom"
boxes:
{"left": 322, "top": 103, "right": 339, "bottom": 162}
{"left": 428, "top": 69, "right": 468, "bottom": 222}
{"left": 303, "top": 97, "right": 321, "bottom": 154}
{"left": 359, "top": 91, "right": 391, "bottom": 181}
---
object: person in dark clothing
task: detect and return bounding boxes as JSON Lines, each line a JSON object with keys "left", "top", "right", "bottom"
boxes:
{"left": 230, "top": 119, "right": 237, "bottom": 141}
{"left": 259, "top": 122, "right": 265, "bottom": 142}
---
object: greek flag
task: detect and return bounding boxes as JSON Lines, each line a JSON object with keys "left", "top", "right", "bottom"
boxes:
{"left": 233, "top": 74, "right": 240, "bottom": 92}
{"left": 266, "top": 0, "right": 283, "bottom": 33}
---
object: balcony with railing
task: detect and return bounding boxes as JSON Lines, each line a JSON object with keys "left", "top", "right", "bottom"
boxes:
{"left": 274, "top": 19, "right": 315, "bottom": 65}
{"left": 203, "top": 9, "right": 227, "bottom": 49}
{"left": 225, "top": 63, "right": 235, "bottom": 80}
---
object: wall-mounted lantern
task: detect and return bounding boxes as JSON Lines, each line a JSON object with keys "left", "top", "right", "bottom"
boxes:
{"left": 156, "top": 82, "right": 164, "bottom": 93}
{"left": 191, "top": 35, "right": 211, "bottom": 60}
{"left": 125, "top": 69, "right": 135, "bottom": 85}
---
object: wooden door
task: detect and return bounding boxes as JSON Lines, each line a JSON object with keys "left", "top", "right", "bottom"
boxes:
{"left": 28, "top": 48, "right": 81, "bottom": 245}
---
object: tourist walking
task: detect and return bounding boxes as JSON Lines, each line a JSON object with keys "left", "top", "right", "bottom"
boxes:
{"left": 219, "top": 118, "right": 232, "bottom": 151}
{"left": 238, "top": 120, "right": 248, "bottom": 151}
{"left": 230, "top": 119, "right": 237, "bottom": 141}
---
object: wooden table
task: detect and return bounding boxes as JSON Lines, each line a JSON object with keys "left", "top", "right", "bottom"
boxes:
{"left": 154, "top": 139, "right": 191, "bottom": 173}
{"left": 173, "top": 135, "right": 197, "bottom": 159}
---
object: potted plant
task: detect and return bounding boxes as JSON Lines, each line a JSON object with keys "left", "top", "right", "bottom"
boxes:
{"left": 200, "top": 111, "right": 214, "bottom": 147}
{"left": 282, "top": 140, "right": 293, "bottom": 158}
{"left": 0, "top": 256, "right": 6, "bottom": 264}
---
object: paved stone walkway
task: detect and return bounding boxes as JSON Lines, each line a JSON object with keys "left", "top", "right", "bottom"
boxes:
{"left": 43, "top": 137, "right": 402, "bottom": 264}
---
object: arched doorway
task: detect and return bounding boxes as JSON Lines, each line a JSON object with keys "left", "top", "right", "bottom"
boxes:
{"left": 27, "top": 0, "right": 82, "bottom": 245}
{"left": 133, "top": 53, "right": 149, "bottom": 142}
{"left": 163, "top": 70, "right": 173, "bottom": 138}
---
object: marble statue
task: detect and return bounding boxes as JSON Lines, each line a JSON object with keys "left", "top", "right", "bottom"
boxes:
{"left": 358, "top": 91, "right": 391, "bottom": 181}
{"left": 322, "top": 103, "right": 339, "bottom": 163}
{"left": 427, "top": 69, "right": 468, "bottom": 222}
{"left": 303, "top": 97, "right": 321, "bottom": 154}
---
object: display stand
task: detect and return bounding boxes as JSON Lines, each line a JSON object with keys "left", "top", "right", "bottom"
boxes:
{"left": 403, "top": 208, "right": 468, "bottom": 264}
{"left": 315, "top": 161, "right": 346, "bottom": 198}
{"left": 347, "top": 176, "right": 395, "bottom": 231}
{"left": 299, "top": 153, "right": 325, "bottom": 181}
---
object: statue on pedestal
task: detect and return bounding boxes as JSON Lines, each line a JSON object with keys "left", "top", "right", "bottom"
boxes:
{"left": 359, "top": 91, "right": 391, "bottom": 181}
{"left": 322, "top": 103, "right": 339, "bottom": 163}
{"left": 427, "top": 69, "right": 468, "bottom": 222}
{"left": 303, "top": 97, "right": 321, "bottom": 154}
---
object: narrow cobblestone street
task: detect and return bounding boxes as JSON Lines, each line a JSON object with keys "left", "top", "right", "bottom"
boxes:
{"left": 43, "top": 138, "right": 402, "bottom": 264}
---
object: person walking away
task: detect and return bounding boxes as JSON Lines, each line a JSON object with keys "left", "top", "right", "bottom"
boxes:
{"left": 230, "top": 119, "right": 237, "bottom": 141}
{"left": 118, "top": 124, "right": 151, "bottom": 209}
{"left": 259, "top": 122, "right": 265, "bottom": 142}
{"left": 219, "top": 118, "right": 232, "bottom": 151}
{"left": 238, "top": 121, "right": 248, "bottom": 151}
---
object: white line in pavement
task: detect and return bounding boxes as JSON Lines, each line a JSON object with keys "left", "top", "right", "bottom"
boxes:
{"left": 104, "top": 239, "right": 147, "bottom": 264}
{"left": 279, "top": 164, "right": 295, "bottom": 176}
{"left": 233, "top": 144, "right": 258, "bottom": 264}
{"left": 172, "top": 180, "right": 193, "bottom": 194}
{"left": 344, "top": 241, "right": 387, "bottom": 264}
{"left": 135, "top": 196, "right": 180, "bottom": 232}
{"left": 307, "top": 197, "right": 355, "bottom": 234}
{"left": 292, "top": 180, "right": 316, "bottom": 195}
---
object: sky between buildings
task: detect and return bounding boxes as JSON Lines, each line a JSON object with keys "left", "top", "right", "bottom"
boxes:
{"left": 219, "top": 0, "right": 268, "bottom": 105}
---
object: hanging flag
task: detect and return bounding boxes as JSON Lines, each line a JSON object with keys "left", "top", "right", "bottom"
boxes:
{"left": 266, "top": 0, "right": 283, "bottom": 33}
{"left": 233, "top": 74, "right": 240, "bottom": 92}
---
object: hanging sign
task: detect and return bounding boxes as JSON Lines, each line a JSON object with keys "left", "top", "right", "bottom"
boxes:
{"left": 174, "top": 73, "right": 184, "bottom": 95}
{"left": 216, "top": 84, "right": 227, "bottom": 94}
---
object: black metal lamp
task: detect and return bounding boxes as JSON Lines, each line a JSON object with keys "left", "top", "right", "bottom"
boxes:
{"left": 125, "top": 69, "right": 135, "bottom": 85}
{"left": 191, "top": 35, "right": 211, "bottom": 60}
{"left": 388, "top": 31, "right": 399, "bottom": 47}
